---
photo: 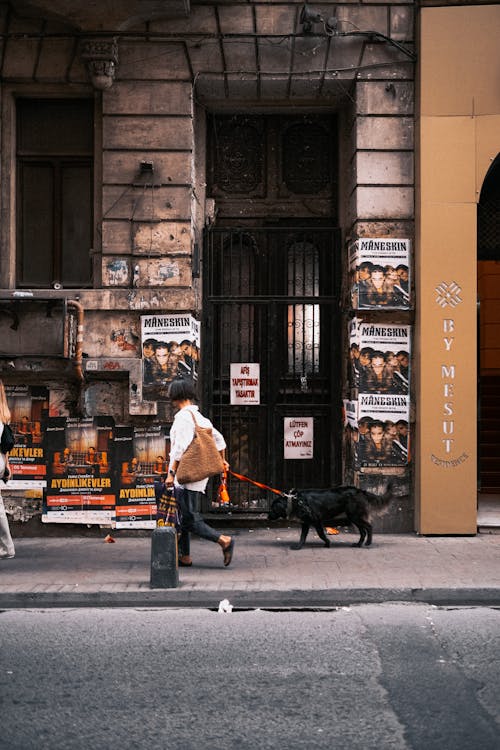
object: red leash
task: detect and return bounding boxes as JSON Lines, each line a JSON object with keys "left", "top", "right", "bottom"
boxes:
{"left": 228, "top": 469, "right": 285, "bottom": 496}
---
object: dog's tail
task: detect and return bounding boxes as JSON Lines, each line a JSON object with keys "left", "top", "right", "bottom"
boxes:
{"left": 365, "top": 478, "right": 395, "bottom": 516}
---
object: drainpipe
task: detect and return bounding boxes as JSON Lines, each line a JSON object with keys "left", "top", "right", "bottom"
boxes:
{"left": 67, "top": 300, "right": 84, "bottom": 382}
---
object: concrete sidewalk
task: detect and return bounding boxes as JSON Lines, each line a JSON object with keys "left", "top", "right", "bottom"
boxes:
{"left": 1, "top": 528, "right": 499, "bottom": 609}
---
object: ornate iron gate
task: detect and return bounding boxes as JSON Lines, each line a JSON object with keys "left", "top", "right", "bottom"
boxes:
{"left": 202, "top": 226, "right": 342, "bottom": 512}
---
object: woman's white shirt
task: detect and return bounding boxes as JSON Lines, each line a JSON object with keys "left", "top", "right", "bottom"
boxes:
{"left": 169, "top": 404, "right": 226, "bottom": 492}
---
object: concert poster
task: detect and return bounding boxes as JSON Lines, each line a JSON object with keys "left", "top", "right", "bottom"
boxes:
{"left": 114, "top": 424, "right": 169, "bottom": 529}
{"left": 344, "top": 397, "right": 409, "bottom": 469}
{"left": 5, "top": 385, "right": 49, "bottom": 489}
{"left": 349, "top": 238, "right": 411, "bottom": 310}
{"left": 42, "top": 417, "right": 115, "bottom": 524}
{"left": 349, "top": 318, "right": 410, "bottom": 394}
{"left": 141, "top": 314, "right": 200, "bottom": 402}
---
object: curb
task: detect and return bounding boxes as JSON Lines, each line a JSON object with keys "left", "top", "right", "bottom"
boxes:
{"left": 1, "top": 587, "right": 499, "bottom": 609}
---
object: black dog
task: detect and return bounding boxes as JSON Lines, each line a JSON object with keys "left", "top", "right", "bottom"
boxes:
{"left": 268, "top": 481, "right": 394, "bottom": 549}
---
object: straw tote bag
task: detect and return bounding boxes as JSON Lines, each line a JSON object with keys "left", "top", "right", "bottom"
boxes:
{"left": 176, "top": 411, "right": 224, "bottom": 484}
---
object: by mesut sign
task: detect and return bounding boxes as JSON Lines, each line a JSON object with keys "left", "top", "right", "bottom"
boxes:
{"left": 431, "top": 282, "right": 469, "bottom": 469}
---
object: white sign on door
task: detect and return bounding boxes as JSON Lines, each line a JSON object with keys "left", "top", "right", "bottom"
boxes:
{"left": 230, "top": 363, "right": 260, "bottom": 405}
{"left": 284, "top": 417, "right": 314, "bottom": 459}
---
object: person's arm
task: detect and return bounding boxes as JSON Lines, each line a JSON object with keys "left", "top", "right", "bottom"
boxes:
{"left": 212, "top": 425, "right": 229, "bottom": 470}
{"left": 165, "top": 459, "right": 179, "bottom": 487}
{"left": 166, "top": 411, "right": 195, "bottom": 486}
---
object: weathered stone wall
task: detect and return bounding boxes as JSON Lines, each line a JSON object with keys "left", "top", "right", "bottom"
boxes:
{"left": 0, "top": 0, "right": 416, "bottom": 527}
{"left": 341, "top": 7, "right": 414, "bottom": 512}
{"left": 351, "top": 79, "right": 414, "bottom": 239}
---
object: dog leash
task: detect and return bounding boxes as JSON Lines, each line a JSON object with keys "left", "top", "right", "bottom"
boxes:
{"left": 228, "top": 469, "right": 286, "bottom": 497}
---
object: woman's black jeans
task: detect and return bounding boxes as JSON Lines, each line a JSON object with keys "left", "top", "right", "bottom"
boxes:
{"left": 176, "top": 487, "right": 220, "bottom": 556}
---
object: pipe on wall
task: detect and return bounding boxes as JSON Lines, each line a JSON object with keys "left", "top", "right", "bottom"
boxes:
{"left": 67, "top": 300, "right": 84, "bottom": 382}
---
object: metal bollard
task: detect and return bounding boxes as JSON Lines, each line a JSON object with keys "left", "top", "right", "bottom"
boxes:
{"left": 150, "top": 526, "right": 179, "bottom": 588}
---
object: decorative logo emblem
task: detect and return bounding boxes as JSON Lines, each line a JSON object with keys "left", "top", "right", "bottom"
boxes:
{"left": 435, "top": 281, "right": 462, "bottom": 308}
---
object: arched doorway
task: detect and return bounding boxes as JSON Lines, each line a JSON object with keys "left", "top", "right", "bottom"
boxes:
{"left": 477, "top": 154, "right": 500, "bottom": 526}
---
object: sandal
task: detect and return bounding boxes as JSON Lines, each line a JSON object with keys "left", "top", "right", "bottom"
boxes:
{"left": 222, "top": 538, "right": 235, "bottom": 567}
{"left": 178, "top": 555, "right": 193, "bottom": 567}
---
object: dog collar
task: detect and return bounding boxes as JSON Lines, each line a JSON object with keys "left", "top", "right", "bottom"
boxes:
{"left": 281, "top": 492, "right": 295, "bottom": 517}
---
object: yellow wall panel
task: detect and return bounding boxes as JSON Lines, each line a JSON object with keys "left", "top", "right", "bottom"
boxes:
{"left": 420, "top": 117, "right": 476, "bottom": 204}
{"left": 416, "top": 201, "right": 477, "bottom": 534}
{"left": 417, "top": 6, "right": 500, "bottom": 532}
{"left": 420, "top": 6, "right": 500, "bottom": 117}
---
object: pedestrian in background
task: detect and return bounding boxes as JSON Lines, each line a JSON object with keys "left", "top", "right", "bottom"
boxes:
{"left": 0, "top": 380, "right": 15, "bottom": 559}
{"left": 165, "top": 378, "right": 235, "bottom": 567}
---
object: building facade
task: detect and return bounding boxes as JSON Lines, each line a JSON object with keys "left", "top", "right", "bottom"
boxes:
{"left": 0, "top": 0, "right": 497, "bottom": 532}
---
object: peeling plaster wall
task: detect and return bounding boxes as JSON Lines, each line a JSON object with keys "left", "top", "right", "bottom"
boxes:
{"left": 83, "top": 312, "right": 141, "bottom": 359}
{"left": 84, "top": 380, "right": 129, "bottom": 421}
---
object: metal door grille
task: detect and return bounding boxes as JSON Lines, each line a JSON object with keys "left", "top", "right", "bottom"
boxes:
{"left": 202, "top": 227, "right": 341, "bottom": 512}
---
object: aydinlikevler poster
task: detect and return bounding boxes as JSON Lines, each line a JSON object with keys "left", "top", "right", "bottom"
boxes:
{"left": 114, "top": 424, "right": 169, "bottom": 529}
{"left": 5, "top": 385, "right": 49, "bottom": 489}
{"left": 42, "top": 417, "right": 115, "bottom": 524}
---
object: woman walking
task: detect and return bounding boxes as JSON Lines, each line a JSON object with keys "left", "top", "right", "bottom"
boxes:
{"left": 0, "top": 380, "right": 15, "bottom": 559}
{"left": 165, "top": 378, "right": 235, "bottom": 567}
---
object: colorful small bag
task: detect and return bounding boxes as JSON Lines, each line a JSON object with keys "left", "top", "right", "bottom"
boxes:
{"left": 157, "top": 488, "right": 181, "bottom": 529}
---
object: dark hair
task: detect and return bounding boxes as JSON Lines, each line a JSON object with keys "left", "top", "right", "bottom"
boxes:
{"left": 143, "top": 338, "right": 158, "bottom": 349}
{"left": 167, "top": 378, "right": 196, "bottom": 402}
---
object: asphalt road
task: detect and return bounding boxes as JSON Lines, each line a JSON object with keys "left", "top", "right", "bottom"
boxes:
{"left": 1, "top": 604, "right": 499, "bottom": 750}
